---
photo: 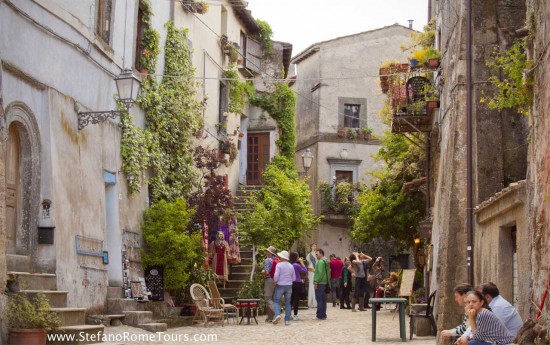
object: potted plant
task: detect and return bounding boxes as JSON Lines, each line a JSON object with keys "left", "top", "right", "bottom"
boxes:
{"left": 4, "top": 292, "right": 61, "bottom": 345}
{"left": 423, "top": 47, "right": 441, "bottom": 69}
{"left": 337, "top": 128, "right": 345, "bottom": 137}
{"left": 346, "top": 128, "right": 359, "bottom": 140}
{"left": 361, "top": 126, "right": 373, "bottom": 140}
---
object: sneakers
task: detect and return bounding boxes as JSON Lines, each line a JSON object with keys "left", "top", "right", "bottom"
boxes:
{"left": 273, "top": 315, "right": 282, "bottom": 324}
{"left": 292, "top": 315, "right": 300, "bottom": 321}
{"left": 284, "top": 321, "right": 290, "bottom": 326}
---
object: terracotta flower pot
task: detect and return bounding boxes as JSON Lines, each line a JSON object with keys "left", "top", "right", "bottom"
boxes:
{"left": 337, "top": 130, "right": 345, "bottom": 137}
{"left": 428, "top": 58, "right": 440, "bottom": 69}
{"left": 9, "top": 328, "right": 47, "bottom": 345}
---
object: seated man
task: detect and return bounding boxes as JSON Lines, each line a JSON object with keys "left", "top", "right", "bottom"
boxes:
{"left": 440, "top": 283, "right": 473, "bottom": 345}
{"left": 478, "top": 282, "right": 523, "bottom": 337}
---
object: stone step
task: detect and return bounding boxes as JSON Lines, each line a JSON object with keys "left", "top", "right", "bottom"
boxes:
{"left": 6, "top": 254, "right": 31, "bottom": 272}
{"left": 107, "top": 287, "right": 124, "bottom": 299}
{"left": 47, "top": 325, "right": 104, "bottom": 345}
{"left": 138, "top": 322, "right": 167, "bottom": 332}
{"left": 50, "top": 308, "right": 87, "bottom": 326}
{"left": 230, "top": 272, "right": 252, "bottom": 281}
{"left": 21, "top": 290, "right": 67, "bottom": 308}
{"left": 217, "top": 279, "right": 246, "bottom": 289}
{"left": 87, "top": 314, "right": 126, "bottom": 327}
{"left": 156, "top": 316, "right": 194, "bottom": 328}
{"left": 107, "top": 298, "right": 146, "bottom": 314}
{"left": 122, "top": 311, "right": 153, "bottom": 326}
{"left": 8, "top": 271, "right": 57, "bottom": 290}
{"left": 230, "top": 264, "right": 253, "bottom": 274}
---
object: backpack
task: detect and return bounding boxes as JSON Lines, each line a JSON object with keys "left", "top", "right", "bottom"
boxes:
{"left": 269, "top": 258, "right": 279, "bottom": 278}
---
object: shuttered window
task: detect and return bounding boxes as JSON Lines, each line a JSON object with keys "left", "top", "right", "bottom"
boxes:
{"left": 97, "top": 0, "right": 113, "bottom": 44}
{"left": 246, "top": 37, "right": 262, "bottom": 73}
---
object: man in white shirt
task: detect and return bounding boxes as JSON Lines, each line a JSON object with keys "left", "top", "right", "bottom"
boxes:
{"left": 478, "top": 282, "right": 523, "bottom": 336}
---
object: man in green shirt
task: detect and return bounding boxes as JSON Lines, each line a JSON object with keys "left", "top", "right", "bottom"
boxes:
{"left": 313, "top": 248, "right": 330, "bottom": 320}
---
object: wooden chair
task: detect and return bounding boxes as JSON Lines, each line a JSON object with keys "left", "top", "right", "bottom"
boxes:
{"left": 190, "top": 283, "right": 225, "bottom": 327}
{"left": 208, "top": 281, "right": 238, "bottom": 324}
{"left": 409, "top": 290, "right": 437, "bottom": 339}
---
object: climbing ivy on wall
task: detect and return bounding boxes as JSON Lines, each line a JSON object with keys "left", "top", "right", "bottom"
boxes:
{"left": 222, "top": 68, "right": 254, "bottom": 114}
{"left": 251, "top": 83, "right": 296, "bottom": 158}
{"left": 138, "top": 0, "right": 160, "bottom": 72}
{"left": 253, "top": 19, "right": 274, "bottom": 58}
{"left": 481, "top": 39, "right": 533, "bottom": 116}
{"left": 121, "top": 19, "right": 203, "bottom": 201}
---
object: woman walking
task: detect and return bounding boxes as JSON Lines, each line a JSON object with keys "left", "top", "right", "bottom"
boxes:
{"left": 290, "top": 252, "right": 307, "bottom": 320}
{"left": 340, "top": 257, "right": 352, "bottom": 309}
{"left": 273, "top": 250, "right": 295, "bottom": 326}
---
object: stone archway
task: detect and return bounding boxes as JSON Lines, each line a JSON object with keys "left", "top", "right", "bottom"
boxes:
{"left": 4, "top": 102, "right": 41, "bottom": 270}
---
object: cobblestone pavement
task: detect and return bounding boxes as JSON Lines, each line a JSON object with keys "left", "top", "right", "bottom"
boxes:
{"left": 101, "top": 303, "right": 437, "bottom": 345}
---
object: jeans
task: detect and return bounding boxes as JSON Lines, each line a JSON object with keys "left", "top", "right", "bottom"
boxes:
{"left": 273, "top": 285, "right": 293, "bottom": 321}
{"left": 468, "top": 341, "right": 493, "bottom": 345}
{"left": 264, "top": 277, "right": 275, "bottom": 320}
{"left": 330, "top": 278, "right": 341, "bottom": 304}
{"left": 354, "top": 277, "right": 367, "bottom": 298}
{"left": 315, "top": 284, "right": 327, "bottom": 319}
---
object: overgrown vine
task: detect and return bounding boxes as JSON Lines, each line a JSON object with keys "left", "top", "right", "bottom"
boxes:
{"left": 121, "top": 17, "right": 204, "bottom": 201}
{"left": 222, "top": 68, "right": 255, "bottom": 114}
{"left": 251, "top": 83, "right": 296, "bottom": 158}
{"left": 253, "top": 19, "right": 274, "bottom": 58}
{"left": 481, "top": 39, "right": 533, "bottom": 116}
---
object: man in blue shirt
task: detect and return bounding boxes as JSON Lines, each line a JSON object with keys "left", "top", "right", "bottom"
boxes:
{"left": 478, "top": 282, "right": 523, "bottom": 336}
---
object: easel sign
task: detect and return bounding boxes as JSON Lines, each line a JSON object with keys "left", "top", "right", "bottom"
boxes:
{"left": 399, "top": 269, "right": 416, "bottom": 297}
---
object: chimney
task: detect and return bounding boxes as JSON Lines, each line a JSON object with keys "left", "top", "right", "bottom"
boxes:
{"left": 408, "top": 20, "right": 414, "bottom": 29}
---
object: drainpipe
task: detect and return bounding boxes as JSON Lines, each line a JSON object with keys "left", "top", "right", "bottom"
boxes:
{"left": 428, "top": 0, "right": 432, "bottom": 21}
{"left": 466, "top": 0, "right": 474, "bottom": 285}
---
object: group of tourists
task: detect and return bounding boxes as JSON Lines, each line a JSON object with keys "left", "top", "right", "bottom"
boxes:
{"left": 262, "top": 243, "right": 399, "bottom": 325}
{"left": 441, "top": 282, "right": 523, "bottom": 345}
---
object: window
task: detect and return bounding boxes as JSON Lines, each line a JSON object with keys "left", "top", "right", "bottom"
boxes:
{"left": 344, "top": 104, "right": 360, "bottom": 128}
{"left": 338, "top": 97, "right": 366, "bottom": 129}
{"left": 97, "top": 0, "right": 113, "bottom": 44}
{"left": 135, "top": 3, "right": 146, "bottom": 70}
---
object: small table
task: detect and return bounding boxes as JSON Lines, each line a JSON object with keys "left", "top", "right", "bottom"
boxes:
{"left": 236, "top": 298, "right": 260, "bottom": 325}
{"left": 370, "top": 298, "right": 407, "bottom": 342}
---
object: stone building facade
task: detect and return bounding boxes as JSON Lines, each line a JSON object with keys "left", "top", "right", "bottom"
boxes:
{"left": 290, "top": 24, "right": 414, "bottom": 257}
{"left": 525, "top": 0, "right": 550, "bottom": 323}
{"left": 428, "top": 0, "right": 531, "bottom": 333}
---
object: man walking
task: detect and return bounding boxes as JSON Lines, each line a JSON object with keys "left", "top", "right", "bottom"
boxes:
{"left": 313, "top": 248, "right": 330, "bottom": 320}
{"left": 262, "top": 246, "right": 278, "bottom": 322}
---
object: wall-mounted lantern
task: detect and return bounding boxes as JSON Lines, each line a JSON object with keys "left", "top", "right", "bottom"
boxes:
{"left": 77, "top": 68, "right": 142, "bottom": 130}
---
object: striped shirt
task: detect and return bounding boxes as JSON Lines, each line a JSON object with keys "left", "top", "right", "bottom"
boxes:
{"left": 473, "top": 309, "right": 514, "bottom": 345}
{"left": 451, "top": 313, "right": 468, "bottom": 336}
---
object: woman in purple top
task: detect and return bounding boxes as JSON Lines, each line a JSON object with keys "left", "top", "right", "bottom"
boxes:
{"left": 290, "top": 252, "right": 308, "bottom": 321}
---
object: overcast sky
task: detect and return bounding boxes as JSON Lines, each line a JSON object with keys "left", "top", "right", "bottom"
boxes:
{"left": 246, "top": 0, "right": 429, "bottom": 56}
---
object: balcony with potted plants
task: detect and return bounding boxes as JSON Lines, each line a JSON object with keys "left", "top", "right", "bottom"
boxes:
{"left": 318, "top": 181, "right": 366, "bottom": 225}
{"left": 378, "top": 59, "right": 441, "bottom": 134}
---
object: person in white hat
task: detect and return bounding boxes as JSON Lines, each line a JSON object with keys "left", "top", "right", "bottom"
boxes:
{"left": 272, "top": 250, "right": 295, "bottom": 326}
{"left": 262, "top": 246, "right": 278, "bottom": 322}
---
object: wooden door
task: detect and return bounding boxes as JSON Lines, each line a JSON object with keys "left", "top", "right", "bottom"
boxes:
{"left": 246, "top": 133, "right": 270, "bottom": 185}
{"left": 6, "top": 125, "right": 21, "bottom": 254}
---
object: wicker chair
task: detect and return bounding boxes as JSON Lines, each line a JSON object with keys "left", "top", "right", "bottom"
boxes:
{"left": 208, "top": 281, "right": 238, "bottom": 324}
{"left": 190, "top": 283, "right": 225, "bottom": 326}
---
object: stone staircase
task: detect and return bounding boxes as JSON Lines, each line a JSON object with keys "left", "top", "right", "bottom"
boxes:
{"left": 8, "top": 270, "right": 104, "bottom": 345}
{"left": 214, "top": 184, "right": 263, "bottom": 303}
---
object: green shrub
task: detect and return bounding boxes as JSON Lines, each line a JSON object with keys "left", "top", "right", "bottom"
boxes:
{"left": 141, "top": 199, "right": 204, "bottom": 291}
{"left": 4, "top": 292, "right": 60, "bottom": 330}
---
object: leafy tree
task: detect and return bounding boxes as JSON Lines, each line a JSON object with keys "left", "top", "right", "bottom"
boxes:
{"left": 239, "top": 157, "right": 320, "bottom": 279}
{"left": 352, "top": 131, "right": 425, "bottom": 249}
{"left": 141, "top": 199, "right": 204, "bottom": 291}
{"left": 188, "top": 145, "right": 234, "bottom": 237}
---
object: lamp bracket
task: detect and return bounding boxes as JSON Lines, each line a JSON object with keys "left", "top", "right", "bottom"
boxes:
{"left": 78, "top": 110, "right": 126, "bottom": 130}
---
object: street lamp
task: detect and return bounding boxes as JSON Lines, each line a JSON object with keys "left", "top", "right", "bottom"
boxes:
{"left": 302, "top": 148, "right": 314, "bottom": 175}
{"left": 77, "top": 68, "right": 142, "bottom": 130}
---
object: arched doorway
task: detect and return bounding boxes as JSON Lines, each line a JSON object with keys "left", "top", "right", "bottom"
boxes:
{"left": 4, "top": 103, "right": 41, "bottom": 271}
{"left": 6, "top": 125, "right": 21, "bottom": 254}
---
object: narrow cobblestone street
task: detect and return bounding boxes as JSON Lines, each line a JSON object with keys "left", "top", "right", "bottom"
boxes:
{"left": 102, "top": 304, "right": 436, "bottom": 345}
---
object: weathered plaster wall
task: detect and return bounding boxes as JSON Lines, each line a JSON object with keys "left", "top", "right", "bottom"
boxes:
{"left": 474, "top": 182, "right": 529, "bottom": 318}
{"left": 526, "top": 0, "right": 550, "bottom": 319}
